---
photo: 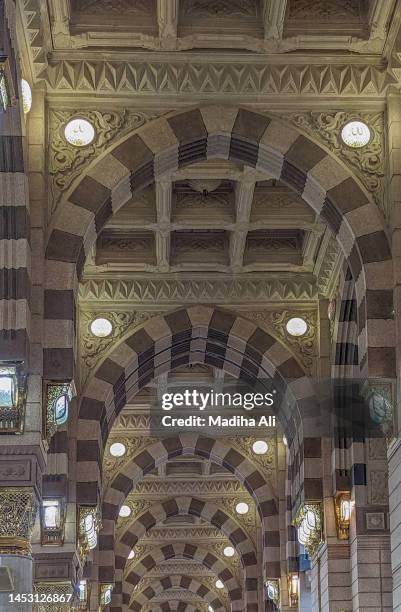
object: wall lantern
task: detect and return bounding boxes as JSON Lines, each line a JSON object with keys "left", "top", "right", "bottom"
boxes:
{"left": 265, "top": 579, "right": 280, "bottom": 607}
{"left": 334, "top": 492, "right": 352, "bottom": 540}
{"left": 0, "top": 362, "right": 26, "bottom": 432}
{"left": 78, "top": 506, "right": 100, "bottom": 561}
{"left": 40, "top": 498, "right": 66, "bottom": 546}
{"left": 288, "top": 573, "right": 299, "bottom": 608}
{"left": 43, "top": 381, "right": 74, "bottom": 443}
{"left": 294, "top": 503, "right": 323, "bottom": 557}
{"left": 99, "top": 584, "right": 113, "bottom": 608}
{"left": 77, "top": 579, "right": 90, "bottom": 608}
{"left": 0, "top": 59, "right": 16, "bottom": 112}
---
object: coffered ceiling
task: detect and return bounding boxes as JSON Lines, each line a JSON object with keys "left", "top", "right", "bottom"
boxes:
{"left": 84, "top": 160, "right": 338, "bottom": 289}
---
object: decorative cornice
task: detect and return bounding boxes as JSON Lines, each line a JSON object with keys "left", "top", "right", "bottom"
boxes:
{"left": 79, "top": 276, "right": 317, "bottom": 304}
{"left": 43, "top": 59, "right": 397, "bottom": 98}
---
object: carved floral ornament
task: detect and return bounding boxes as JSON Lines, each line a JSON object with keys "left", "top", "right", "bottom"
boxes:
{"left": 79, "top": 310, "right": 166, "bottom": 384}
{"left": 48, "top": 109, "right": 167, "bottom": 215}
{"left": 278, "top": 111, "right": 386, "bottom": 218}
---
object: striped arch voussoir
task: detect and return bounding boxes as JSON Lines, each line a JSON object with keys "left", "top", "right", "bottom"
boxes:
{"left": 122, "top": 543, "right": 243, "bottom": 610}
{"left": 45, "top": 106, "right": 394, "bottom": 383}
{"left": 129, "top": 575, "right": 225, "bottom": 612}
{"left": 107, "top": 495, "right": 259, "bottom": 610}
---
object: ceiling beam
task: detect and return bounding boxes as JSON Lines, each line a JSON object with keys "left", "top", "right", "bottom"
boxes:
{"left": 157, "top": 0, "right": 179, "bottom": 49}
{"left": 262, "top": 0, "right": 287, "bottom": 40}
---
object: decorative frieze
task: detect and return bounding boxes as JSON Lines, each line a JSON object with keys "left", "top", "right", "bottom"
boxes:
{"left": 79, "top": 277, "right": 317, "bottom": 304}
{"left": 44, "top": 59, "right": 397, "bottom": 97}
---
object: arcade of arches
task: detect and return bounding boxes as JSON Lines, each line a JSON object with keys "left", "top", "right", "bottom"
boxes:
{"left": 3, "top": 0, "right": 401, "bottom": 611}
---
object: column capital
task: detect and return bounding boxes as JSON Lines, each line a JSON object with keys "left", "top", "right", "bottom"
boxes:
{"left": 0, "top": 487, "right": 38, "bottom": 555}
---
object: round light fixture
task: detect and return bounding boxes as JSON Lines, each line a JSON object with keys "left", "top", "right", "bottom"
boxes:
{"left": 215, "top": 580, "right": 224, "bottom": 589}
{"left": 90, "top": 317, "right": 113, "bottom": 338}
{"left": 235, "top": 502, "right": 249, "bottom": 515}
{"left": 109, "top": 442, "right": 126, "bottom": 457}
{"left": 223, "top": 546, "right": 235, "bottom": 558}
{"left": 252, "top": 440, "right": 269, "bottom": 455}
{"left": 286, "top": 317, "right": 308, "bottom": 337}
{"left": 21, "top": 79, "right": 32, "bottom": 114}
{"left": 128, "top": 550, "right": 135, "bottom": 560}
{"left": 208, "top": 607, "right": 214, "bottom": 612}
{"left": 64, "top": 117, "right": 95, "bottom": 147}
{"left": 119, "top": 505, "right": 131, "bottom": 518}
{"left": 341, "top": 120, "right": 371, "bottom": 149}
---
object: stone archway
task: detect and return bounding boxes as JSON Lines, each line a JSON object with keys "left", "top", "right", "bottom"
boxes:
{"left": 44, "top": 106, "right": 394, "bottom": 384}
{"left": 122, "top": 543, "right": 243, "bottom": 610}
{"left": 112, "top": 498, "right": 251, "bottom": 610}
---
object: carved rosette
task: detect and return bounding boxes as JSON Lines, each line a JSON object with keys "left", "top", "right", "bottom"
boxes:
{"left": 0, "top": 487, "right": 38, "bottom": 555}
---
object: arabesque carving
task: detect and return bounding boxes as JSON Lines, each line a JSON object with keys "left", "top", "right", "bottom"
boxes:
{"left": 49, "top": 109, "right": 167, "bottom": 215}
{"left": 244, "top": 309, "right": 317, "bottom": 374}
{"left": 80, "top": 311, "right": 166, "bottom": 383}
{"left": 283, "top": 111, "right": 386, "bottom": 217}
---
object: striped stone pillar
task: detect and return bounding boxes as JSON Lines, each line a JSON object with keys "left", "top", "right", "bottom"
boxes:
{"left": 0, "top": 0, "right": 31, "bottom": 363}
{"left": 388, "top": 91, "right": 401, "bottom": 612}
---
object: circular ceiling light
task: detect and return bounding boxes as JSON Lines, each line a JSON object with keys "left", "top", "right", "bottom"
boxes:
{"left": 90, "top": 317, "right": 113, "bottom": 338}
{"left": 223, "top": 546, "right": 235, "bottom": 558}
{"left": 128, "top": 550, "right": 135, "bottom": 560}
{"left": 341, "top": 120, "right": 371, "bottom": 149}
{"left": 215, "top": 580, "right": 224, "bottom": 589}
{"left": 21, "top": 79, "right": 32, "bottom": 114}
{"left": 119, "top": 505, "right": 131, "bottom": 518}
{"left": 235, "top": 502, "right": 249, "bottom": 515}
{"left": 64, "top": 117, "right": 95, "bottom": 147}
{"left": 109, "top": 442, "right": 126, "bottom": 457}
{"left": 286, "top": 317, "right": 308, "bottom": 337}
{"left": 208, "top": 607, "right": 214, "bottom": 612}
{"left": 252, "top": 440, "right": 269, "bottom": 455}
